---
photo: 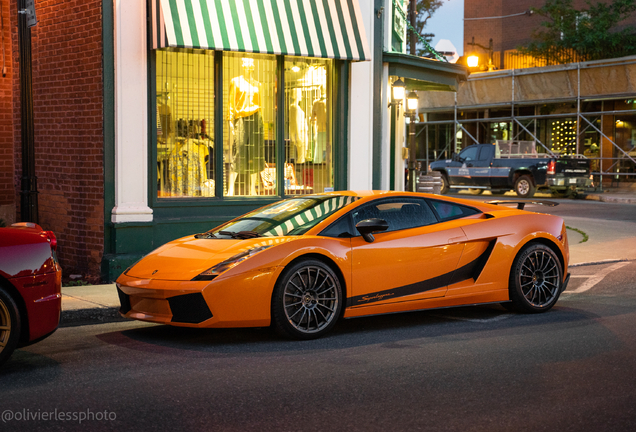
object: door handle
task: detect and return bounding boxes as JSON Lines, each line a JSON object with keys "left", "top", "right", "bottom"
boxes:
{"left": 448, "top": 236, "right": 466, "bottom": 244}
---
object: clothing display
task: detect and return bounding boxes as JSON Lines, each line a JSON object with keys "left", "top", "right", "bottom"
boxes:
{"left": 168, "top": 139, "right": 209, "bottom": 197}
{"left": 289, "top": 99, "right": 308, "bottom": 163}
{"left": 312, "top": 97, "right": 327, "bottom": 163}
{"left": 233, "top": 112, "right": 265, "bottom": 173}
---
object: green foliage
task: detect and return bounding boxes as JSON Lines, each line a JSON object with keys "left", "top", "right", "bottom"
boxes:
{"left": 63, "top": 280, "right": 92, "bottom": 287}
{"left": 518, "top": 0, "right": 636, "bottom": 62}
{"left": 414, "top": 0, "right": 446, "bottom": 57}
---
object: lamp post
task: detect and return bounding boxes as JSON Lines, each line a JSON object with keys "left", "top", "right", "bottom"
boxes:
{"left": 406, "top": 91, "right": 419, "bottom": 192}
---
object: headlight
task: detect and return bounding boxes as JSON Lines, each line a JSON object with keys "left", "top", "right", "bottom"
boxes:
{"left": 191, "top": 245, "right": 273, "bottom": 281}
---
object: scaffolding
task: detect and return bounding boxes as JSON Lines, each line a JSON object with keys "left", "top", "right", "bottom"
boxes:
{"left": 418, "top": 62, "right": 636, "bottom": 187}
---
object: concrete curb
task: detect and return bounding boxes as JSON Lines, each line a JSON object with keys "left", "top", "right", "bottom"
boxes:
{"left": 582, "top": 194, "right": 636, "bottom": 204}
{"left": 60, "top": 307, "right": 126, "bottom": 328}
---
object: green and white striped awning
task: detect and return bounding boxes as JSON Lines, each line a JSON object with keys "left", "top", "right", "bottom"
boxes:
{"left": 151, "top": 0, "right": 370, "bottom": 61}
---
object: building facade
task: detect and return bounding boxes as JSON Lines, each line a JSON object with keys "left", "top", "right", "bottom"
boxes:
{"left": 417, "top": 0, "right": 636, "bottom": 187}
{"left": 1, "top": 0, "right": 466, "bottom": 282}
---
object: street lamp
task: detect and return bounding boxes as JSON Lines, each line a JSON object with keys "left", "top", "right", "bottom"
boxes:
{"left": 467, "top": 37, "right": 495, "bottom": 72}
{"left": 406, "top": 91, "right": 419, "bottom": 192}
{"left": 391, "top": 78, "right": 406, "bottom": 109}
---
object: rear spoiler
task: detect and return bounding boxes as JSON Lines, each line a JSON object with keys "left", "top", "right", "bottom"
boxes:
{"left": 485, "top": 200, "right": 559, "bottom": 210}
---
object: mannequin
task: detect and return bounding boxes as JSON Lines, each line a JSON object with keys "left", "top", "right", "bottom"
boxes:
{"left": 228, "top": 57, "right": 264, "bottom": 196}
{"left": 311, "top": 86, "right": 327, "bottom": 163}
{"left": 289, "top": 88, "right": 308, "bottom": 163}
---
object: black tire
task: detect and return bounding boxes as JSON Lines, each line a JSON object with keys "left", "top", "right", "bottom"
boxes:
{"left": 514, "top": 175, "right": 536, "bottom": 198}
{"left": 468, "top": 189, "right": 484, "bottom": 195}
{"left": 271, "top": 259, "right": 343, "bottom": 340}
{"left": 0, "top": 287, "right": 21, "bottom": 367}
{"left": 490, "top": 189, "right": 507, "bottom": 195}
{"left": 440, "top": 174, "right": 450, "bottom": 194}
{"left": 507, "top": 244, "right": 563, "bottom": 313}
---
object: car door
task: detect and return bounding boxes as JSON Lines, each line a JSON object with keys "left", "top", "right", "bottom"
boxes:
{"left": 448, "top": 146, "right": 479, "bottom": 186}
{"left": 471, "top": 145, "right": 494, "bottom": 187}
{"left": 348, "top": 197, "right": 468, "bottom": 309}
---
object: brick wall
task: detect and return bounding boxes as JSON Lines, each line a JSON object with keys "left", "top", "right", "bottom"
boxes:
{"left": 465, "top": 0, "right": 636, "bottom": 67}
{"left": 10, "top": 0, "right": 104, "bottom": 282}
{"left": 0, "top": 0, "right": 14, "bottom": 224}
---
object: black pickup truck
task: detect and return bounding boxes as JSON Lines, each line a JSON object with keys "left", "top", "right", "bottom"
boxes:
{"left": 429, "top": 142, "right": 592, "bottom": 198}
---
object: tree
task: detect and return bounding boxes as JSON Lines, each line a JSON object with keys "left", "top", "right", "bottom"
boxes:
{"left": 518, "top": 0, "right": 636, "bottom": 63}
{"left": 413, "top": 0, "right": 446, "bottom": 57}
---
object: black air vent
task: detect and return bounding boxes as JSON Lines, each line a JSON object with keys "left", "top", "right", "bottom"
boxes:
{"left": 168, "top": 293, "right": 213, "bottom": 324}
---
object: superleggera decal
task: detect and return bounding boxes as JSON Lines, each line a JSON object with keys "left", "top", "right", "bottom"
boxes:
{"left": 348, "top": 241, "right": 496, "bottom": 307}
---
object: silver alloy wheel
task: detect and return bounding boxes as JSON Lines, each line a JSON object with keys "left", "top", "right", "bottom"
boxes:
{"left": 0, "top": 298, "right": 11, "bottom": 353}
{"left": 518, "top": 249, "right": 560, "bottom": 307}
{"left": 517, "top": 179, "right": 530, "bottom": 196}
{"left": 283, "top": 265, "right": 340, "bottom": 334}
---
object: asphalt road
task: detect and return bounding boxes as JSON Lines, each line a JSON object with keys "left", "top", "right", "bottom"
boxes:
{"left": 2, "top": 261, "right": 635, "bottom": 432}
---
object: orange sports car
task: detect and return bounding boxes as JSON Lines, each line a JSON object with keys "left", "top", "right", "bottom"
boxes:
{"left": 116, "top": 191, "right": 570, "bottom": 339}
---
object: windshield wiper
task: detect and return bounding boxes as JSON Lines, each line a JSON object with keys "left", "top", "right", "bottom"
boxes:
{"left": 218, "top": 230, "right": 263, "bottom": 239}
{"left": 194, "top": 232, "right": 217, "bottom": 239}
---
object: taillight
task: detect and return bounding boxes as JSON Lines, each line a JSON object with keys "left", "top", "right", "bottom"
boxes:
{"left": 547, "top": 160, "right": 556, "bottom": 175}
{"left": 44, "top": 230, "right": 58, "bottom": 252}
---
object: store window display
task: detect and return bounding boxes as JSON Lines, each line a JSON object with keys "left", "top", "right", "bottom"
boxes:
{"left": 285, "top": 58, "right": 334, "bottom": 194}
{"left": 156, "top": 50, "right": 215, "bottom": 198}
{"left": 225, "top": 54, "right": 276, "bottom": 196}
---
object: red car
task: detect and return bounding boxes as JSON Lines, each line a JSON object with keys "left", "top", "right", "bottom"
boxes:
{"left": 0, "top": 222, "right": 62, "bottom": 366}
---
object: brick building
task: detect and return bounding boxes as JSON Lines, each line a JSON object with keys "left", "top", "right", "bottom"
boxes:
{"left": 0, "top": 0, "right": 104, "bottom": 281}
{"left": 417, "top": 0, "right": 636, "bottom": 189}
{"left": 464, "top": 0, "right": 636, "bottom": 69}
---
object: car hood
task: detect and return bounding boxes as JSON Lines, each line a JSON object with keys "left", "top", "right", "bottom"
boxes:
{"left": 125, "top": 236, "right": 286, "bottom": 281}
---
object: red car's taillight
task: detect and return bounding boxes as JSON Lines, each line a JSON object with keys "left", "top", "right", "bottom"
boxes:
{"left": 43, "top": 230, "right": 58, "bottom": 252}
{"left": 547, "top": 160, "right": 556, "bottom": 175}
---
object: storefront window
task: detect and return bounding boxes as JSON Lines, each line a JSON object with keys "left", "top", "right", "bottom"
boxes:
{"left": 284, "top": 57, "right": 334, "bottom": 195}
{"left": 156, "top": 50, "right": 215, "bottom": 198}
{"left": 549, "top": 119, "right": 577, "bottom": 155}
{"left": 224, "top": 53, "right": 277, "bottom": 196}
{"left": 155, "top": 51, "right": 337, "bottom": 198}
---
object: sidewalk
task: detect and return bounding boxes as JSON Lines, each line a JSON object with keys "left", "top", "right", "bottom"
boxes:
{"left": 60, "top": 187, "right": 636, "bottom": 327}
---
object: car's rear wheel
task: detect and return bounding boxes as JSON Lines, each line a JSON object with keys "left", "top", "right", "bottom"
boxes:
{"left": 0, "top": 287, "right": 21, "bottom": 366}
{"left": 514, "top": 175, "right": 535, "bottom": 198}
{"left": 507, "top": 244, "right": 562, "bottom": 313}
{"left": 271, "top": 259, "right": 342, "bottom": 340}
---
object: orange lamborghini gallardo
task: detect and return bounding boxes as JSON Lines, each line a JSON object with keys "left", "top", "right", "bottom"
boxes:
{"left": 116, "top": 191, "right": 569, "bottom": 339}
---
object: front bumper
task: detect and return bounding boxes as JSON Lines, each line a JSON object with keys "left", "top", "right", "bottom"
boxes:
{"left": 116, "top": 266, "right": 281, "bottom": 328}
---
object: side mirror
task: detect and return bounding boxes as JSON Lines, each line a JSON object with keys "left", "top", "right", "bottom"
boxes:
{"left": 355, "top": 218, "right": 389, "bottom": 243}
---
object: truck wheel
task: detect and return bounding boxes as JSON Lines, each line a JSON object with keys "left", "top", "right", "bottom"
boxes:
{"left": 514, "top": 175, "right": 535, "bottom": 198}
{"left": 440, "top": 175, "right": 449, "bottom": 194}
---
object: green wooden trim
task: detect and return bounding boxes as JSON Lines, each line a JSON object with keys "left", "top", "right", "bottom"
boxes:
{"left": 103, "top": 0, "right": 115, "bottom": 256}
{"left": 276, "top": 56, "right": 285, "bottom": 197}
{"left": 390, "top": 103, "right": 396, "bottom": 190}
{"left": 148, "top": 49, "right": 159, "bottom": 205}
{"left": 334, "top": 60, "right": 349, "bottom": 190}
{"left": 214, "top": 50, "right": 224, "bottom": 198}
{"left": 384, "top": 52, "right": 468, "bottom": 90}
{"left": 372, "top": 0, "right": 384, "bottom": 190}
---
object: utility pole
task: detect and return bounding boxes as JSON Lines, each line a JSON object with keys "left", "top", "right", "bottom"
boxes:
{"left": 18, "top": 0, "right": 38, "bottom": 223}
{"left": 408, "top": 1, "right": 417, "bottom": 191}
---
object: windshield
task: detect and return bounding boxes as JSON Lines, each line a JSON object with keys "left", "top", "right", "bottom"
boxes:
{"left": 210, "top": 195, "right": 359, "bottom": 238}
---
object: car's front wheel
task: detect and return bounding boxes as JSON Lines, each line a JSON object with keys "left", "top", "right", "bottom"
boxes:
{"left": 0, "top": 287, "right": 21, "bottom": 366}
{"left": 271, "top": 259, "right": 343, "bottom": 340}
{"left": 507, "top": 244, "right": 563, "bottom": 313}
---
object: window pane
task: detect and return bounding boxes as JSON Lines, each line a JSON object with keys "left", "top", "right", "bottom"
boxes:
{"left": 156, "top": 50, "right": 215, "bottom": 198}
{"left": 224, "top": 53, "right": 277, "bottom": 196}
{"left": 284, "top": 58, "right": 334, "bottom": 195}
{"left": 351, "top": 198, "right": 437, "bottom": 233}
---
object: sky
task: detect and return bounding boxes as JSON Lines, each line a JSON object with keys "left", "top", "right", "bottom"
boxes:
{"left": 425, "top": 0, "right": 464, "bottom": 57}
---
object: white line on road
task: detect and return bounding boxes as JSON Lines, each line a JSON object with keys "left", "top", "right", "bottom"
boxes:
{"left": 564, "top": 261, "right": 630, "bottom": 294}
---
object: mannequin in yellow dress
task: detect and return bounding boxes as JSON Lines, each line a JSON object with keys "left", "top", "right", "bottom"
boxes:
{"left": 228, "top": 58, "right": 264, "bottom": 196}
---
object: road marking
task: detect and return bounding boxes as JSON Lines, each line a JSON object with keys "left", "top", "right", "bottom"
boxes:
{"left": 564, "top": 261, "right": 630, "bottom": 294}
